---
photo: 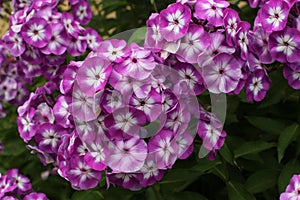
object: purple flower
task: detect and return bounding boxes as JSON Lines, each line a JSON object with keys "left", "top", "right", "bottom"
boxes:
{"left": 17, "top": 108, "right": 36, "bottom": 142}
{"left": 260, "top": 0, "right": 290, "bottom": 32}
{"left": 84, "top": 138, "right": 109, "bottom": 171}
{"left": 0, "top": 175, "right": 16, "bottom": 199}
{"left": 138, "top": 155, "right": 164, "bottom": 187}
{"left": 0, "top": 76, "right": 17, "bottom": 102}
{"left": 53, "top": 96, "right": 73, "bottom": 128}
{"left": 236, "top": 21, "right": 251, "bottom": 60}
{"left": 115, "top": 43, "right": 155, "bottom": 80}
{"left": 85, "top": 28, "right": 102, "bottom": 50}
{"left": 249, "top": 27, "right": 274, "bottom": 64}
{"left": 70, "top": 83, "right": 101, "bottom": 121}
{"left": 97, "top": 39, "right": 130, "bottom": 63}
{"left": 202, "top": 53, "right": 242, "bottom": 94}
{"left": 129, "top": 88, "right": 162, "bottom": 122}
{"left": 61, "top": 12, "right": 80, "bottom": 38}
{"left": 72, "top": 0, "right": 92, "bottom": 25}
{"left": 100, "top": 89, "right": 124, "bottom": 114}
{"left": 176, "top": 24, "right": 210, "bottom": 64}
{"left": 284, "top": 62, "right": 300, "bottom": 89}
{"left": 159, "top": 3, "right": 191, "bottom": 42}
{"left": 172, "top": 62, "right": 205, "bottom": 95}
{"left": 6, "top": 169, "right": 32, "bottom": 193}
{"left": 24, "top": 192, "right": 48, "bottom": 200}
{"left": 76, "top": 56, "right": 112, "bottom": 96}
{"left": 269, "top": 27, "right": 300, "bottom": 63}
{"left": 108, "top": 137, "right": 147, "bottom": 172}
{"left": 35, "top": 123, "right": 67, "bottom": 153}
{"left": 223, "top": 8, "right": 240, "bottom": 46}
{"left": 145, "top": 13, "right": 163, "bottom": 51}
{"left": 280, "top": 174, "right": 300, "bottom": 200}
{"left": 41, "top": 23, "right": 69, "bottom": 55}
{"left": 21, "top": 17, "right": 52, "bottom": 48}
{"left": 67, "top": 36, "right": 87, "bottom": 56}
{"left": 67, "top": 156, "right": 102, "bottom": 190}
{"left": 195, "top": 0, "right": 229, "bottom": 26}
{"left": 197, "top": 112, "right": 226, "bottom": 160}
{"left": 2, "top": 31, "right": 25, "bottom": 56}
{"left": 104, "top": 107, "right": 147, "bottom": 139}
{"left": 107, "top": 172, "right": 142, "bottom": 191}
{"left": 248, "top": 0, "right": 261, "bottom": 8}
{"left": 246, "top": 70, "right": 271, "bottom": 102}
{"left": 164, "top": 104, "right": 190, "bottom": 132}
{"left": 148, "top": 129, "right": 179, "bottom": 169}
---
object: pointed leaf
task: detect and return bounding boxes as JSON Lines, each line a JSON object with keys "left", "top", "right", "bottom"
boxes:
{"left": 277, "top": 123, "right": 299, "bottom": 162}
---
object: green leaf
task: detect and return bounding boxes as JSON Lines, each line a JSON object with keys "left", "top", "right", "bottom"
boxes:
{"left": 72, "top": 190, "right": 104, "bottom": 200}
{"left": 245, "top": 169, "right": 278, "bottom": 194}
{"left": 245, "top": 116, "right": 287, "bottom": 135}
{"left": 278, "top": 160, "right": 300, "bottom": 193}
{"left": 219, "top": 143, "right": 234, "bottom": 165}
{"left": 128, "top": 26, "right": 147, "bottom": 45}
{"left": 227, "top": 181, "right": 256, "bottom": 200}
{"left": 234, "top": 141, "right": 276, "bottom": 158}
{"left": 277, "top": 123, "right": 299, "bottom": 162}
{"left": 166, "top": 191, "right": 208, "bottom": 200}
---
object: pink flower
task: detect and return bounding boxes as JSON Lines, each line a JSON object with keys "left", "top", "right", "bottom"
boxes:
{"left": 108, "top": 137, "right": 148, "bottom": 172}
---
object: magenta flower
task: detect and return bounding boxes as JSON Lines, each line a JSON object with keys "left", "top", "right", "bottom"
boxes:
{"left": 202, "top": 53, "right": 242, "bottom": 94}
{"left": 97, "top": 39, "right": 130, "bottom": 63}
{"left": 198, "top": 32, "right": 235, "bottom": 66}
{"left": 159, "top": 3, "right": 191, "bottom": 42}
{"left": 197, "top": 113, "right": 226, "bottom": 160}
{"left": 280, "top": 174, "right": 300, "bottom": 200}
{"left": 70, "top": 84, "right": 101, "bottom": 121}
{"left": 53, "top": 96, "right": 73, "bottom": 128}
{"left": 101, "top": 89, "right": 124, "bottom": 114}
{"left": 17, "top": 108, "right": 36, "bottom": 142}
{"left": 176, "top": 24, "right": 210, "bottom": 64}
{"left": 248, "top": 0, "right": 261, "bottom": 8}
{"left": 72, "top": 0, "right": 92, "bottom": 25}
{"left": 84, "top": 138, "right": 109, "bottom": 171}
{"left": 148, "top": 129, "right": 179, "bottom": 169}
{"left": 76, "top": 56, "right": 112, "bottom": 96}
{"left": 104, "top": 107, "right": 147, "bottom": 139}
{"left": 195, "top": 0, "right": 229, "bottom": 26}
{"left": 21, "top": 17, "right": 52, "bottom": 48}
{"left": 85, "top": 28, "right": 102, "bottom": 50}
{"left": 269, "top": 27, "right": 300, "bottom": 63}
{"left": 41, "top": 23, "right": 69, "bottom": 55}
{"left": 0, "top": 77, "right": 17, "bottom": 102}
{"left": 0, "top": 175, "right": 16, "bottom": 199}
{"left": 115, "top": 43, "right": 155, "bottom": 80}
{"left": 175, "top": 129, "right": 194, "bottom": 159}
{"left": 138, "top": 155, "right": 164, "bottom": 187}
{"left": 223, "top": 8, "right": 240, "bottom": 46}
{"left": 68, "top": 36, "right": 87, "bottom": 56}
{"left": 145, "top": 13, "right": 163, "bottom": 51}
{"left": 67, "top": 156, "right": 102, "bottom": 190}
{"left": 129, "top": 88, "right": 162, "bottom": 122}
{"left": 164, "top": 105, "right": 190, "bottom": 132}
{"left": 61, "top": 12, "right": 80, "bottom": 38}
{"left": 2, "top": 31, "right": 25, "bottom": 56}
{"left": 249, "top": 27, "right": 274, "bottom": 64}
{"left": 6, "top": 169, "right": 31, "bottom": 193}
{"left": 236, "top": 21, "right": 251, "bottom": 60}
{"left": 260, "top": 0, "right": 289, "bottom": 32}
{"left": 284, "top": 62, "right": 300, "bottom": 89}
{"left": 108, "top": 137, "right": 147, "bottom": 172}
{"left": 35, "top": 123, "right": 67, "bottom": 153}
{"left": 246, "top": 70, "right": 271, "bottom": 102}
{"left": 24, "top": 193, "right": 48, "bottom": 200}
{"left": 107, "top": 172, "right": 142, "bottom": 191}
{"left": 173, "top": 62, "right": 205, "bottom": 95}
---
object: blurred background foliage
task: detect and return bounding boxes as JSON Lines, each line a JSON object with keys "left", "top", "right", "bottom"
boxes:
{"left": 1, "top": 0, "right": 300, "bottom": 200}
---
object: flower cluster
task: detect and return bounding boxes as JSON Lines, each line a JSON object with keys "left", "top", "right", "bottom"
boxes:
{"left": 147, "top": 0, "right": 300, "bottom": 103}
{"left": 0, "top": 168, "right": 48, "bottom": 200}
{"left": 2, "top": 0, "right": 100, "bottom": 82}
{"left": 14, "top": 0, "right": 300, "bottom": 192}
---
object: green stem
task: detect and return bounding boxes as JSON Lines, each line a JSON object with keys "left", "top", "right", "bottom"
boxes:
{"left": 151, "top": 0, "right": 158, "bottom": 13}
